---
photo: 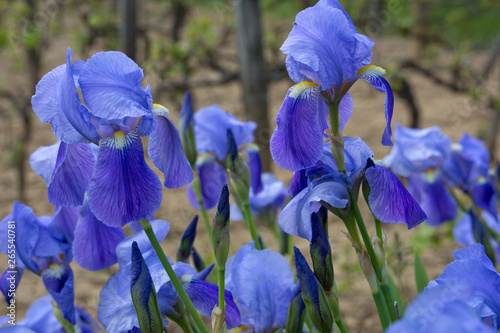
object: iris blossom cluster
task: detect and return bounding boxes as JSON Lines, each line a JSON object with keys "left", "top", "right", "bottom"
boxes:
{"left": 270, "top": 0, "right": 394, "bottom": 172}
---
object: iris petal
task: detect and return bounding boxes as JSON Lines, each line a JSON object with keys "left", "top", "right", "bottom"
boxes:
{"left": 41, "top": 263, "right": 75, "bottom": 324}
{"left": 148, "top": 112, "right": 193, "bottom": 189}
{"left": 73, "top": 202, "right": 125, "bottom": 271}
{"left": 270, "top": 82, "right": 324, "bottom": 171}
{"left": 358, "top": 66, "right": 394, "bottom": 146}
{"left": 88, "top": 131, "right": 162, "bottom": 227}
{"left": 364, "top": 163, "right": 426, "bottom": 229}
{"left": 29, "top": 141, "right": 61, "bottom": 186}
{"left": 79, "top": 51, "right": 152, "bottom": 119}
{"left": 48, "top": 142, "right": 95, "bottom": 207}
{"left": 187, "top": 157, "right": 227, "bottom": 210}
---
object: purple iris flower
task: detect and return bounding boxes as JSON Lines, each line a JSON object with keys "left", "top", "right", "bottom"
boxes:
{"left": 225, "top": 242, "right": 296, "bottom": 332}
{"left": 231, "top": 172, "right": 287, "bottom": 221}
{"left": 270, "top": 0, "right": 394, "bottom": 171}
{"left": 0, "top": 295, "right": 100, "bottom": 333}
{"left": 279, "top": 137, "right": 426, "bottom": 241}
{"left": 31, "top": 48, "right": 192, "bottom": 227}
{"left": 426, "top": 244, "right": 500, "bottom": 329}
{"left": 98, "top": 220, "right": 241, "bottom": 331}
{"left": 185, "top": 104, "right": 259, "bottom": 210}
{"left": 0, "top": 202, "right": 79, "bottom": 324}
{"left": 384, "top": 124, "right": 458, "bottom": 226}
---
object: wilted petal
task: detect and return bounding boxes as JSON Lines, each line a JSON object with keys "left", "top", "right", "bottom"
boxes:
{"left": 88, "top": 131, "right": 162, "bottom": 227}
{"left": 270, "top": 82, "right": 324, "bottom": 172}
{"left": 73, "top": 203, "right": 125, "bottom": 271}
{"left": 364, "top": 162, "right": 426, "bottom": 229}
{"left": 79, "top": 51, "right": 153, "bottom": 119}
{"left": 148, "top": 110, "right": 193, "bottom": 189}
{"left": 48, "top": 142, "right": 94, "bottom": 207}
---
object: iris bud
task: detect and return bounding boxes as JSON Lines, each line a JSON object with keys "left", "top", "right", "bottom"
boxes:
{"left": 212, "top": 185, "right": 230, "bottom": 267}
{"left": 176, "top": 215, "right": 198, "bottom": 263}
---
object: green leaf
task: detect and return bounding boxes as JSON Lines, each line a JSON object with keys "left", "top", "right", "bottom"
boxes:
{"left": 388, "top": 272, "right": 405, "bottom": 317}
{"left": 414, "top": 252, "right": 429, "bottom": 294}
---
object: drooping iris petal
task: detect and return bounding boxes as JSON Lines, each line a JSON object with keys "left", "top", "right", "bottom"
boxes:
{"left": 88, "top": 130, "right": 163, "bottom": 227}
{"left": 31, "top": 64, "right": 87, "bottom": 144}
{"left": 50, "top": 206, "right": 79, "bottom": 245}
{"left": 148, "top": 108, "right": 193, "bottom": 189}
{"left": 357, "top": 66, "right": 394, "bottom": 146}
{"left": 73, "top": 202, "right": 125, "bottom": 271}
{"left": 244, "top": 145, "right": 263, "bottom": 194}
{"left": 48, "top": 142, "right": 95, "bottom": 207}
{"left": 364, "top": 163, "right": 426, "bottom": 229}
{"left": 41, "top": 263, "right": 75, "bottom": 324}
{"left": 249, "top": 173, "right": 286, "bottom": 213}
{"left": 384, "top": 123, "right": 451, "bottom": 177}
{"left": 338, "top": 92, "right": 354, "bottom": 131}
{"left": 408, "top": 171, "right": 458, "bottom": 226}
{"left": 78, "top": 51, "right": 153, "bottom": 119}
{"left": 61, "top": 48, "right": 100, "bottom": 144}
{"left": 10, "top": 202, "right": 40, "bottom": 273}
{"left": 225, "top": 243, "right": 295, "bottom": 332}
{"left": 187, "top": 156, "right": 227, "bottom": 210}
{"left": 281, "top": 0, "right": 374, "bottom": 90}
{"left": 29, "top": 141, "right": 61, "bottom": 186}
{"left": 194, "top": 104, "right": 256, "bottom": 160}
{"left": 116, "top": 219, "right": 170, "bottom": 267}
{"left": 279, "top": 173, "right": 350, "bottom": 241}
{"left": 0, "top": 268, "right": 23, "bottom": 304}
{"left": 270, "top": 82, "right": 324, "bottom": 172}
{"left": 183, "top": 278, "right": 241, "bottom": 329}
{"left": 470, "top": 179, "right": 497, "bottom": 218}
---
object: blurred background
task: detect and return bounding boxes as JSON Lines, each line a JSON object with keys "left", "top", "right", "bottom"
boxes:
{"left": 0, "top": 0, "right": 499, "bottom": 331}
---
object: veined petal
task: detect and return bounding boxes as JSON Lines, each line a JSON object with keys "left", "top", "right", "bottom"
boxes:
{"left": 61, "top": 48, "right": 100, "bottom": 144}
{"left": 357, "top": 65, "right": 394, "bottom": 146}
{"left": 31, "top": 64, "right": 86, "bottom": 144}
{"left": 29, "top": 141, "right": 61, "bottom": 186}
{"left": 183, "top": 278, "right": 241, "bottom": 329}
{"left": 270, "top": 82, "right": 324, "bottom": 172}
{"left": 48, "top": 142, "right": 95, "bottom": 207}
{"left": 339, "top": 92, "right": 353, "bottom": 131}
{"left": 279, "top": 173, "right": 350, "bottom": 240}
{"left": 364, "top": 162, "right": 426, "bottom": 229}
{"left": 50, "top": 206, "right": 79, "bottom": 245}
{"left": 79, "top": 51, "right": 153, "bottom": 119}
{"left": 148, "top": 108, "right": 193, "bottom": 189}
{"left": 73, "top": 202, "right": 125, "bottom": 271}
{"left": 88, "top": 131, "right": 162, "bottom": 227}
{"left": 41, "top": 263, "right": 75, "bottom": 324}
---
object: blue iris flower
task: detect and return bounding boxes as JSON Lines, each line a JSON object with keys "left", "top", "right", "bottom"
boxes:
{"left": 230, "top": 172, "right": 287, "bottom": 222}
{"left": 0, "top": 295, "right": 100, "bottom": 332}
{"left": 0, "top": 202, "right": 81, "bottom": 324}
{"left": 184, "top": 103, "right": 260, "bottom": 210}
{"left": 31, "top": 48, "right": 193, "bottom": 227}
{"left": 279, "top": 136, "right": 426, "bottom": 241}
{"left": 384, "top": 124, "right": 458, "bottom": 226}
{"left": 98, "top": 220, "right": 241, "bottom": 331}
{"left": 270, "top": 0, "right": 394, "bottom": 171}
{"left": 225, "top": 242, "right": 296, "bottom": 332}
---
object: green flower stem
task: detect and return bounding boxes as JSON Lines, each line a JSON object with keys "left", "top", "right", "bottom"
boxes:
{"left": 349, "top": 195, "right": 398, "bottom": 322}
{"left": 140, "top": 219, "right": 209, "bottom": 333}
{"left": 375, "top": 218, "right": 383, "bottom": 246}
{"left": 218, "top": 268, "right": 225, "bottom": 313}
{"left": 372, "top": 289, "right": 391, "bottom": 330}
{"left": 242, "top": 201, "right": 262, "bottom": 250}
{"left": 335, "top": 320, "right": 349, "bottom": 333}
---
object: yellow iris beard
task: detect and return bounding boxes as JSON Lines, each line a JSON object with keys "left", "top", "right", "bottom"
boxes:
{"left": 357, "top": 65, "right": 386, "bottom": 77}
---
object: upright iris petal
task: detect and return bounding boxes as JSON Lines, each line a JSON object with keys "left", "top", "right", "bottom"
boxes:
{"left": 87, "top": 131, "right": 163, "bottom": 227}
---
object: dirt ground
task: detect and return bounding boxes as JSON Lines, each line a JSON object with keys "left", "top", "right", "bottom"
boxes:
{"left": 0, "top": 34, "right": 498, "bottom": 332}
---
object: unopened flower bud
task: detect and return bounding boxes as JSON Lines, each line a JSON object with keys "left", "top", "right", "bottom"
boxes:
{"left": 176, "top": 215, "right": 198, "bottom": 263}
{"left": 212, "top": 185, "right": 230, "bottom": 267}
